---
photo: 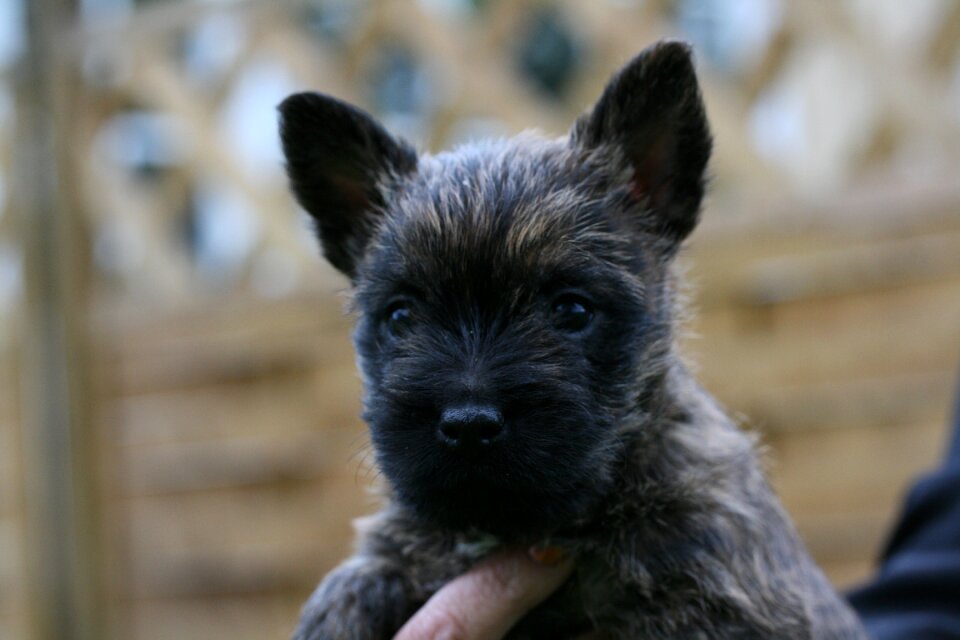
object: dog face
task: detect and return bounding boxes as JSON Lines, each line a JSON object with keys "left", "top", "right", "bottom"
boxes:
{"left": 279, "top": 42, "right": 711, "bottom": 538}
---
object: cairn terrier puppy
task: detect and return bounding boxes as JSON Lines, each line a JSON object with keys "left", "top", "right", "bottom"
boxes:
{"left": 279, "top": 41, "right": 867, "bottom": 639}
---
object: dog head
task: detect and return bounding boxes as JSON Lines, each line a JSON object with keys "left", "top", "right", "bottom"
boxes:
{"left": 279, "top": 41, "right": 711, "bottom": 538}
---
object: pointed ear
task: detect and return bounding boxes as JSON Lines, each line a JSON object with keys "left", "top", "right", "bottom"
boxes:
{"left": 278, "top": 92, "right": 418, "bottom": 278}
{"left": 571, "top": 41, "right": 712, "bottom": 244}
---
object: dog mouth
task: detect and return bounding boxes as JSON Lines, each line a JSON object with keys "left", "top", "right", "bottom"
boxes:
{"left": 369, "top": 400, "right": 618, "bottom": 537}
{"left": 398, "top": 481, "right": 570, "bottom": 538}
{"left": 384, "top": 451, "right": 609, "bottom": 539}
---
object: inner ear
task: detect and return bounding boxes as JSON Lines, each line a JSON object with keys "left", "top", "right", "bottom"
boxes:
{"left": 627, "top": 128, "right": 675, "bottom": 208}
{"left": 572, "top": 41, "right": 712, "bottom": 244}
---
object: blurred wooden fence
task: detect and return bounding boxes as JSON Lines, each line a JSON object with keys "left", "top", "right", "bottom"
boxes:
{"left": 66, "top": 177, "right": 960, "bottom": 640}
{"left": 1, "top": 1, "right": 959, "bottom": 639}
{"left": 690, "top": 178, "right": 960, "bottom": 586}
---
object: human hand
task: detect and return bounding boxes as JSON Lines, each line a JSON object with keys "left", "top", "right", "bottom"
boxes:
{"left": 394, "top": 546, "right": 574, "bottom": 640}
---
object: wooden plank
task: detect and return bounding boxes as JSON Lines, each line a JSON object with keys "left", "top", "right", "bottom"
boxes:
{"left": 733, "top": 233, "right": 960, "bottom": 306}
{"left": 97, "top": 297, "right": 357, "bottom": 396}
{"left": 110, "top": 342, "right": 344, "bottom": 397}
{"left": 93, "top": 292, "right": 352, "bottom": 355}
{"left": 768, "top": 420, "right": 946, "bottom": 515}
{"left": 125, "top": 594, "right": 301, "bottom": 640}
{"left": 106, "top": 320, "right": 356, "bottom": 394}
{"left": 17, "top": 1, "right": 106, "bottom": 638}
{"left": 715, "top": 369, "right": 953, "bottom": 434}
{"left": 111, "top": 370, "right": 361, "bottom": 448}
{"left": 688, "top": 228, "right": 960, "bottom": 309}
{"left": 694, "top": 176, "right": 960, "bottom": 246}
{"left": 0, "top": 423, "right": 20, "bottom": 516}
{"left": 116, "top": 424, "right": 366, "bottom": 496}
{"left": 0, "top": 517, "right": 25, "bottom": 613}
{"left": 119, "top": 471, "right": 376, "bottom": 599}
{"left": 688, "top": 234, "right": 960, "bottom": 302}
{"left": 0, "top": 617, "right": 28, "bottom": 640}
{"left": 0, "top": 358, "right": 17, "bottom": 421}
{"left": 690, "top": 278, "right": 960, "bottom": 393}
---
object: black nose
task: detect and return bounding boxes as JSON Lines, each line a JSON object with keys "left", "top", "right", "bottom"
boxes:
{"left": 438, "top": 404, "right": 504, "bottom": 448}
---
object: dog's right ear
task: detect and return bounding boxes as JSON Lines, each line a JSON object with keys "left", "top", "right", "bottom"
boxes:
{"left": 279, "top": 93, "right": 418, "bottom": 278}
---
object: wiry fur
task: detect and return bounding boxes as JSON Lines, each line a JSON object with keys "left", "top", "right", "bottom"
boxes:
{"left": 280, "top": 42, "right": 867, "bottom": 639}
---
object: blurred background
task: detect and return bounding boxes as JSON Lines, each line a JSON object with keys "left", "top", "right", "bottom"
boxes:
{"left": 1, "top": 0, "right": 959, "bottom": 638}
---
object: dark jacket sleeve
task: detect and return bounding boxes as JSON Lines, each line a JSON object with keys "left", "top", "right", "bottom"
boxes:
{"left": 847, "top": 375, "right": 960, "bottom": 639}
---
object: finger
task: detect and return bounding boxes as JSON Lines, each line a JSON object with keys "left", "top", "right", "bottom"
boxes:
{"left": 394, "top": 547, "right": 574, "bottom": 640}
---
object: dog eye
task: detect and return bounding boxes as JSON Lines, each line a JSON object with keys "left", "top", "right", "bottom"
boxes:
{"left": 551, "top": 294, "right": 594, "bottom": 333}
{"left": 384, "top": 302, "right": 414, "bottom": 338}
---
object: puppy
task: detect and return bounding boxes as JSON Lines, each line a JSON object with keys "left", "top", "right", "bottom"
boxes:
{"left": 279, "top": 41, "right": 868, "bottom": 639}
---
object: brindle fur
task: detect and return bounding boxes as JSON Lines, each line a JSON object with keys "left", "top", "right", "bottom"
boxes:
{"left": 280, "top": 42, "right": 867, "bottom": 639}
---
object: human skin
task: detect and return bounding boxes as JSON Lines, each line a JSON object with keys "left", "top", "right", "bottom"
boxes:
{"left": 394, "top": 548, "right": 574, "bottom": 640}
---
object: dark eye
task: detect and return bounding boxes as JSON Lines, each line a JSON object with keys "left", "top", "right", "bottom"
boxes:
{"left": 551, "top": 294, "right": 594, "bottom": 333}
{"left": 384, "top": 302, "right": 414, "bottom": 339}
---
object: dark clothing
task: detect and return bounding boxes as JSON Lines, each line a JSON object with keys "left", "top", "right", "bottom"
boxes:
{"left": 848, "top": 377, "right": 960, "bottom": 638}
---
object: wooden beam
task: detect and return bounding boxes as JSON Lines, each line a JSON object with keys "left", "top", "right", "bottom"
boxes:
{"left": 16, "top": 0, "right": 106, "bottom": 639}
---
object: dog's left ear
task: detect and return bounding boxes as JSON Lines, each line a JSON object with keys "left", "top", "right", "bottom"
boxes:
{"left": 571, "top": 41, "right": 712, "bottom": 244}
{"left": 279, "top": 92, "right": 418, "bottom": 278}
